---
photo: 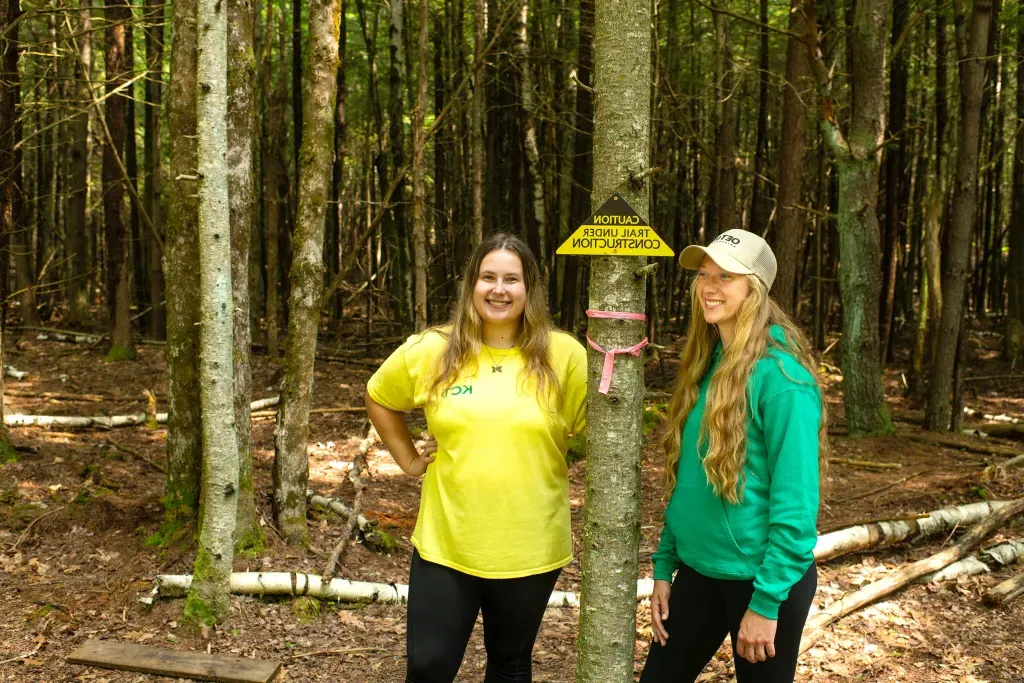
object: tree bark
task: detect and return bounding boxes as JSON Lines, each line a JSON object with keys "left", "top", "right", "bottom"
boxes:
{"left": 411, "top": 0, "right": 429, "bottom": 331}
{"left": 516, "top": 1, "right": 547, "bottom": 270}
{"left": 576, "top": 0, "right": 650, "bottom": 677}
{"left": 749, "top": 0, "right": 771, "bottom": 235}
{"left": 165, "top": 0, "right": 203, "bottom": 525}
{"left": 262, "top": 1, "right": 281, "bottom": 360}
{"left": 772, "top": 0, "right": 811, "bottom": 314}
{"left": 388, "top": 0, "right": 411, "bottom": 325}
{"left": 709, "top": 0, "right": 737, "bottom": 237}
{"left": 926, "top": 0, "right": 993, "bottom": 430}
{"left": 983, "top": 571, "right": 1024, "bottom": 605}
{"left": 228, "top": 0, "right": 259, "bottom": 546}
{"left": 470, "top": 0, "right": 485, "bottom": 245}
{"left": 0, "top": 0, "right": 14, "bottom": 460}
{"left": 272, "top": 0, "right": 343, "bottom": 544}
{"left": 1007, "top": 1, "right": 1024, "bottom": 362}
{"left": 67, "top": 0, "right": 92, "bottom": 326}
{"left": 185, "top": 0, "right": 238, "bottom": 625}
{"left": 103, "top": 0, "right": 136, "bottom": 362}
{"left": 144, "top": 0, "right": 166, "bottom": 339}
{"left": 809, "top": 0, "right": 894, "bottom": 436}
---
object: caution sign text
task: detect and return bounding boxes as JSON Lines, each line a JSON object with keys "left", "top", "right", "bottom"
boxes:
{"left": 557, "top": 194, "right": 674, "bottom": 257}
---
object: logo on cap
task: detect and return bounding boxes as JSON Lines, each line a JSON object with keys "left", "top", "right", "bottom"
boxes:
{"left": 713, "top": 234, "right": 742, "bottom": 246}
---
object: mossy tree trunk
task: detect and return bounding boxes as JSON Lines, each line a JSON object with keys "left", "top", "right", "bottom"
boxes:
{"left": 102, "top": 0, "right": 136, "bottom": 362}
{"left": 228, "top": 0, "right": 259, "bottom": 547}
{"left": 926, "top": 0, "right": 993, "bottom": 430}
{"left": 809, "top": 0, "right": 894, "bottom": 436}
{"left": 185, "top": 0, "right": 238, "bottom": 626}
{"left": 165, "top": 0, "right": 203, "bottom": 527}
{"left": 575, "top": 0, "right": 650, "bottom": 676}
{"left": 272, "top": 0, "right": 343, "bottom": 544}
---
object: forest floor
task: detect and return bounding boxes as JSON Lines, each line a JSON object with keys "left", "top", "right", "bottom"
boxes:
{"left": 1, "top": 320, "right": 1023, "bottom": 682}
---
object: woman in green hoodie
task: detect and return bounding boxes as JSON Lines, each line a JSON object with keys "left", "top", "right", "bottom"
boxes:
{"left": 640, "top": 229, "right": 827, "bottom": 683}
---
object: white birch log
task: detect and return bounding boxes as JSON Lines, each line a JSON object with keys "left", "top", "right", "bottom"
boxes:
{"left": 813, "top": 500, "right": 1011, "bottom": 562}
{"left": 5, "top": 396, "right": 278, "bottom": 428}
{"left": 308, "top": 490, "right": 373, "bottom": 535}
{"left": 35, "top": 332, "right": 103, "bottom": 344}
{"left": 3, "top": 365, "right": 26, "bottom": 380}
{"left": 145, "top": 572, "right": 655, "bottom": 609}
{"left": 924, "top": 539, "right": 1024, "bottom": 582}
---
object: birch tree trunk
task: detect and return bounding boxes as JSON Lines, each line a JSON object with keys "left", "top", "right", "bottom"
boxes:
{"left": 185, "top": 0, "right": 238, "bottom": 626}
{"left": 809, "top": 0, "right": 893, "bottom": 436}
{"left": 272, "top": 0, "right": 343, "bottom": 544}
{"left": 228, "top": 0, "right": 259, "bottom": 546}
{"left": 772, "top": 0, "right": 811, "bottom": 313}
{"left": 926, "top": 0, "right": 993, "bottom": 430}
{"left": 143, "top": 0, "right": 166, "bottom": 339}
{"left": 165, "top": 0, "right": 203, "bottom": 526}
{"left": 103, "top": 0, "right": 136, "bottom": 362}
{"left": 411, "top": 0, "right": 429, "bottom": 332}
{"left": 516, "top": 0, "right": 547, "bottom": 268}
{"left": 67, "top": 0, "right": 92, "bottom": 326}
{"left": 576, "top": 0, "right": 650, "bottom": 675}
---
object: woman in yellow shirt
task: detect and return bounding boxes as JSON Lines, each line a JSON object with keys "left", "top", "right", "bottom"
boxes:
{"left": 365, "top": 233, "right": 587, "bottom": 683}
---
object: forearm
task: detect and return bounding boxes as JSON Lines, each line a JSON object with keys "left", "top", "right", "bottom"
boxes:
{"left": 365, "top": 391, "right": 421, "bottom": 475}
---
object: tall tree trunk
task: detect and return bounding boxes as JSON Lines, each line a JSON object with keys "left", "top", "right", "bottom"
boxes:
{"left": 329, "top": 0, "right": 347, "bottom": 323}
{"left": 411, "top": 0, "right": 429, "bottom": 331}
{"left": 68, "top": 0, "right": 92, "bottom": 325}
{"left": 389, "top": 0, "right": 411, "bottom": 325}
{"left": 576, "top": 0, "right": 650, "bottom": 678}
{"left": 926, "top": 0, "right": 993, "bottom": 430}
{"left": 103, "top": 0, "right": 136, "bottom": 361}
{"left": 0, "top": 0, "right": 16, "bottom": 460}
{"left": 263, "top": 0, "right": 281, "bottom": 359}
{"left": 772, "top": 0, "right": 811, "bottom": 313}
{"left": 516, "top": 1, "right": 547, "bottom": 268}
{"left": 559, "top": 0, "right": 593, "bottom": 333}
{"left": 144, "top": 0, "right": 166, "bottom": 339}
{"left": 228, "top": 0, "right": 259, "bottom": 546}
{"left": 272, "top": 0, "right": 343, "bottom": 544}
{"left": 185, "top": 0, "right": 237, "bottom": 625}
{"left": 292, "top": 0, "right": 302, "bottom": 170}
{"left": 749, "top": 0, "right": 771, "bottom": 234}
{"left": 470, "top": 0, "right": 484, "bottom": 245}
{"left": 1008, "top": 1, "right": 1024, "bottom": 361}
{"left": 809, "top": 0, "right": 894, "bottom": 436}
{"left": 165, "top": 0, "right": 203, "bottom": 526}
{"left": 709, "top": 0, "right": 737, "bottom": 237}
{"left": 125, "top": 18, "right": 144, "bottom": 323}
{"left": 880, "top": 0, "right": 909, "bottom": 360}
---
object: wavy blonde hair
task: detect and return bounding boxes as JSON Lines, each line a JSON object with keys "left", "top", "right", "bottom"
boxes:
{"left": 659, "top": 275, "right": 829, "bottom": 503}
{"left": 426, "top": 233, "right": 561, "bottom": 409}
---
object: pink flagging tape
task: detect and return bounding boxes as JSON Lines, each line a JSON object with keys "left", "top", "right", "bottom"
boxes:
{"left": 584, "top": 309, "right": 648, "bottom": 394}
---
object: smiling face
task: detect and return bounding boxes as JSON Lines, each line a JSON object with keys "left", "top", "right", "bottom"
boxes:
{"left": 696, "top": 255, "right": 751, "bottom": 344}
{"left": 472, "top": 249, "right": 528, "bottom": 336}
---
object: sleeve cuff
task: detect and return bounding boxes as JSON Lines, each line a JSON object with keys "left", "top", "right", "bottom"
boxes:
{"left": 652, "top": 563, "right": 678, "bottom": 583}
{"left": 748, "top": 589, "right": 781, "bottom": 620}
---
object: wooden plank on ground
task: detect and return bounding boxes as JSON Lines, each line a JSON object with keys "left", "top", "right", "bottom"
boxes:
{"left": 67, "top": 639, "right": 281, "bottom": 683}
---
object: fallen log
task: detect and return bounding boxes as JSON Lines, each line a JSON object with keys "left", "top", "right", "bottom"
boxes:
{"left": 970, "top": 423, "right": 1024, "bottom": 440}
{"left": 924, "top": 539, "right": 1024, "bottom": 582}
{"left": 983, "top": 570, "right": 1024, "bottom": 606}
{"left": 307, "top": 490, "right": 394, "bottom": 553}
{"left": 3, "top": 365, "right": 26, "bottom": 380}
{"left": 813, "top": 500, "right": 1012, "bottom": 563}
{"left": 4, "top": 390, "right": 107, "bottom": 402}
{"left": 4, "top": 396, "right": 280, "bottom": 429}
{"left": 829, "top": 458, "right": 902, "bottom": 470}
{"left": 145, "top": 571, "right": 654, "bottom": 609}
{"left": 801, "top": 497, "right": 1024, "bottom": 652}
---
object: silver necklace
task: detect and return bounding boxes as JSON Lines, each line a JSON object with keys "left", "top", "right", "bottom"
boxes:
{"left": 483, "top": 345, "right": 514, "bottom": 373}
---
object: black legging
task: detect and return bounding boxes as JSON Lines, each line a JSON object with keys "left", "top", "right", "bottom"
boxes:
{"left": 405, "top": 549, "right": 561, "bottom": 683}
{"left": 640, "top": 562, "right": 817, "bottom": 683}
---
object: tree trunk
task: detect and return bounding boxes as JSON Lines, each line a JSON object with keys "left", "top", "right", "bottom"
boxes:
{"left": 926, "top": 0, "right": 993, "bottom": 430}
{"left": 559, "top": 0, "right": 593, "bottom": 333}
{"left": 749, "top": 0, "right": 771, "bottom": 234}
{"left": 262, "top": 1, "right": 281, "bottom": 359}
{"left": 772, "top": 0, "right": 811, "bottom": 314}
{"left": 144, "top": 0, "right": 166, "bottom": 339}
{"left": 709, "top": 0, "right": 737, "bottom": 237}
{"left": 576, "top": 0, "right": 650, "bottom": 677}
{"left": 329, "top": 0, "right": 347, "bottom": 324}
{"left": 125, "top": 18, "right": 144, "bottom": 324}
{"left": 67, "top": 0, "right": 92, "bottom": 326}
{"left": 411, "top": 0, "right": 429, "bottom": 331}
{"left": 470, "top": 0, "right": 484, "bottom": 245}
{"left": 1007, "top": 1, "right": 1024, "bottom": 362}
{"left": 292, "top": 0, "right": 302, "bottom": 169}
{"left": 272, "top": 0, "right": 343, "bottom": 544}
{"left": 185, "top": 0, "right": 238, "bottom": 625}
{"left": 228, "top": 0, "right": 259, "bottom": 546}
{"left": 103, "top": 0, "right": 136, "bottom": 361}
{"left": 810, "top": 0, "right": 894, "bottom": 436}
{"left": 0, "top": 0, "right": 15, "bottom": 461}
{"left": 389, "top": 0, "right": 411, "bottom": 325}
{"left": 516, "top": 1, "right": 547, "bottom": 270}
{"left": 165, "top": 0, "right": 203, "bottom": 526}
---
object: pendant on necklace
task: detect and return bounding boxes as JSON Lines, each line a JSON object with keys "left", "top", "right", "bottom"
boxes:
{"left": 492, "top": 366, "right": 502, "bottom": 373}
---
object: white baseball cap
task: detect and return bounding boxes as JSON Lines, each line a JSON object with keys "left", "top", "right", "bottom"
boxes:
{"left": 678, "top": 229, "right": 778, "bottom": 290}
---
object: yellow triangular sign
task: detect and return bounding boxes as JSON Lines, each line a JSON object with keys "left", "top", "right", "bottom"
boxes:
{"left": 556, "top": 194, "right": 674, "bottom": 257}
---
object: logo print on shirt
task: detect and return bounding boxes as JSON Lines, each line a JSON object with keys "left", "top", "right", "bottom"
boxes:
{"left": 443, "top": 384, "right": 473, "bottom": 398}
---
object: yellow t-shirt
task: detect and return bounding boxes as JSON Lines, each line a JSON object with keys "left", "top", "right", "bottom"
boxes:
{"left": 366, "top": 328, "right": 587, "bottom": 578}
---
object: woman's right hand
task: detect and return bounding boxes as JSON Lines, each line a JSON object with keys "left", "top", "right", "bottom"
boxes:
{"left": 405, "top": 434, "right": 437, "bottom": 477}
{"left": 651, "top": 579, "right": 672, "bottom": 646}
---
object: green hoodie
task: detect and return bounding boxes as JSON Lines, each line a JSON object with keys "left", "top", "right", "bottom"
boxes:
{"left": 651, "top": 325, "right": 821, "bottom": 619}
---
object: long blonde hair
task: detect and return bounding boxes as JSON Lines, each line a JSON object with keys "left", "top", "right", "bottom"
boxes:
{"left": 659, "top": 276, "right": 829, "bottom": 503}
{"left": 427, "top": 233, "right": 561, "bottom": 408}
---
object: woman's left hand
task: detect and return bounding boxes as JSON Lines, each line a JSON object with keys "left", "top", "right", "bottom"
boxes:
{"left": 736, "top": 609, "right": 777, "bottom": 664}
